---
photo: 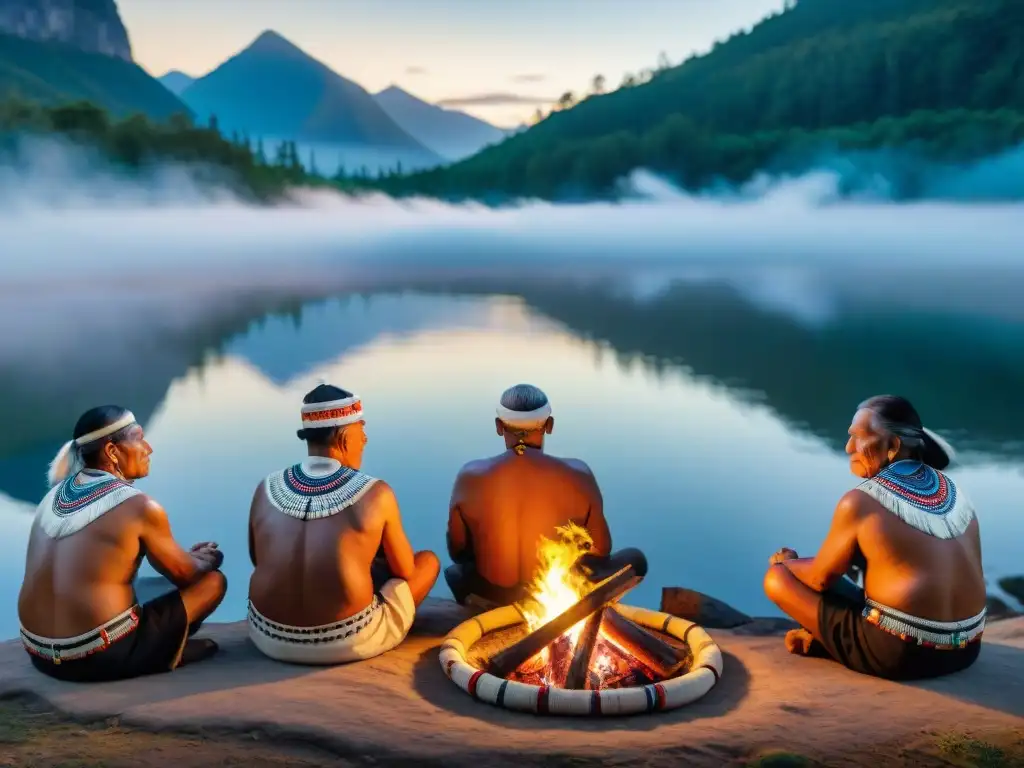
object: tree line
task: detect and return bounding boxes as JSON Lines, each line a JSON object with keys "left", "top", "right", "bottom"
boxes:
{"left": 370, "top": 0, "right": 1024, "bottom": 200}
{"left": 0, "top": 99, "right": 367, "bottom": 199}
{"left": 365, "top": 108, "right": 1024, "bottom": 200}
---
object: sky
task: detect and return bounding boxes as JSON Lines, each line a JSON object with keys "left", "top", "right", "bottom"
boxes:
{"left": 117, "top": 0, "right": 786, "bottom": 127}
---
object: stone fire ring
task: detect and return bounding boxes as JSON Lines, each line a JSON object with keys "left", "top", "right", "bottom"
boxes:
{"left": 439, "top": 603, "right": 723, "bottom": 716}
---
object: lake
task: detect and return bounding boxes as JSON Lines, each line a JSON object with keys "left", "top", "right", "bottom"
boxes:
{"left": 2, "top": 264, "right": 1023, "bottom": 639}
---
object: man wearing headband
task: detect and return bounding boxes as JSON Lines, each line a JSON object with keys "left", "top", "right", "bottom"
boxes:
{"left": 17, "top": 406, "right": 226, "bottom": 682}
{"left": 445, "top": 383, "right": 612, "bottom": 609}
{"left": 764, "top": 395, "right": 987, "bottom": 681}
{"left": 247, "top": 384, "right": 439, "bottom": 665}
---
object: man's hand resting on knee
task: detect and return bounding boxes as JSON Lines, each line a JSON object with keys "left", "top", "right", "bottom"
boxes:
{"left": 190, "top": 542, "right": 224, "bottom": 572}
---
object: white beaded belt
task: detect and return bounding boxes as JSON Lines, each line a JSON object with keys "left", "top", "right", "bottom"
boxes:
{"left": 20, "top": 605, "right": 141, "bottom": 665}
{"left": 863, "top": 599, "right": 985, "bottom": 649}
{"left": 247, "top": 598, "right": 380, "bottom": 645}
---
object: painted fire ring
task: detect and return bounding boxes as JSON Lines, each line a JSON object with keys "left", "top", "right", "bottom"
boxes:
{"left": 439, "top": 603, "right": 723, "bottom": 716}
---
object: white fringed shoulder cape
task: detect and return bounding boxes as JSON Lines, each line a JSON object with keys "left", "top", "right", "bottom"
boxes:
{"left": 35, "top": 470, "right": 141, "bottom": 539}
{"left": 857, "top": 460, "right": 975, "bottom": 539}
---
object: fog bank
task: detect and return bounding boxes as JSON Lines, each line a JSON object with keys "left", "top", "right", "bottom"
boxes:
{"left": 2, "top": 138, "right": 1024, "bottom": 291}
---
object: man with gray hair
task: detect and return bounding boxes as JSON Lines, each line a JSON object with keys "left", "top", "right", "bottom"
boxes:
{"left": 19, "top": 405, "right": 226, "bottom": 682}
{"left": 763, "top": 395, "right": 987, "bottom": 681}
{"left": 445, "top": 383, "right": 611, "bottom": 609}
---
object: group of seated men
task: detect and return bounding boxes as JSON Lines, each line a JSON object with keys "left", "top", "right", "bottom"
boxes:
{"left": 18, "top": 385, "right": 987, "bottom": 686}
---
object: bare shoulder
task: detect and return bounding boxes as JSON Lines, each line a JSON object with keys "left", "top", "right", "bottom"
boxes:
{"left": 363, "top": 479, "right": 400, "bottom": 518}
{"left": 561, "top": 457, "right": 595, "bottom": 476}
{"left": 134, "top": 494, "right": 167, "bottom": 527}
{"left": 836, "top": 488, "right": 874, "bottom": 522}
{"left": 456, "top": 456, "right": 500, "bottom": 478}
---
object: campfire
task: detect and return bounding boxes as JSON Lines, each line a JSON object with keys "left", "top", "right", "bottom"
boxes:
{"left": 440, "top": 524, "right": 724, "bottom": 716}
{"left": 491, "top": 524, "right": 689, "bottom": 690}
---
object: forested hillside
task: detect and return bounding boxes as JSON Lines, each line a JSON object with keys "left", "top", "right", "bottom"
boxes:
{"left": 0, "top": 99, "right": 333, "bottom": 200}
{"left": 371, "top": 0, "right": 1024, "bottom": 199}
{"left": 0, "top": 33, "right": 188, "bottom": 120}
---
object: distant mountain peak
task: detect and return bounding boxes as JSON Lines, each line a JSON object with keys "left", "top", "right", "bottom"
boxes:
{"left": 248, "top": 29, "right": 304, "bottom": 56}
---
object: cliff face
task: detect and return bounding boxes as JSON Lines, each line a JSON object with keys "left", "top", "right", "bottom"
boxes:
{"left": 0, "top": 0, "right": 132, "bottom": 61}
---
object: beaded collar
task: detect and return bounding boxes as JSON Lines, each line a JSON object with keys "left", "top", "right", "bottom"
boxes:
{"left": 265, "top": 457, "right": 378, "bottom": 520}
{"left": 36, "top": 469, "right": 142, "bottom": 539}
{"left": 858, "top": 460, "right": 975, "bottom": 539}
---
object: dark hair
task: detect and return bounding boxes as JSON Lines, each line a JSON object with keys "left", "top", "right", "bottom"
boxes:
{"left": 858, "top": 394, "right": 951, "bottom": 470}
{"left": 73, "top": 405, "right": 135, "bottom": 463}
{"left": 297, "top": 384, "right": 354, "bottom": 446}
{"left": 499, "top": 383, "right": 549, "bottom": 414}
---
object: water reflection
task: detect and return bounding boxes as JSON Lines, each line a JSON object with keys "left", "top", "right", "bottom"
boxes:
{"left": 0, "top": 276, "right": 1022, "bottom": 639}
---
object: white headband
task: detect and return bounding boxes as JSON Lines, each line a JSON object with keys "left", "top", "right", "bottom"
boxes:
{"left": 301, "top": 396, "right": 365, "bottom": 429}
{"left": 74, "top": 411, "right": 137, "bottom": 446}
{"left": 48, "top": 411, "right": 138, "bottom": 488}
{"left": 496, "top": 402, "right": 552, "bottom": 430}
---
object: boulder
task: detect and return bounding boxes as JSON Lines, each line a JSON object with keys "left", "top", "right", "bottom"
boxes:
{"left": 660, "top": 587, "right": 753, "bottom": 629}
{"left": 730, "top": 617, "right": 801, "bottom": 636}
{"left": 998, "top": 576, "right": 1024, "bottom": 605}
{"left": 985, "top": 595, "right": 1018, "bottom": 621}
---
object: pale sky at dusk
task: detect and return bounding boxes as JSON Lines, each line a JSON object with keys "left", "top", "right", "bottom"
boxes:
{"left": 118, "top": 0, "right": 786, "bottom": 126}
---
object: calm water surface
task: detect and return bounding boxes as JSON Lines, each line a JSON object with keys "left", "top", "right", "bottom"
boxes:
{"left": 1, "top": 271, "right": 1022, "bottom": 639}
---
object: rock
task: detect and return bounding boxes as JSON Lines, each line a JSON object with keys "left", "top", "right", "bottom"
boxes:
{"left": 660, "top": 587, "right": 753, "bottom": 629}
{"left": 998, "top": 576, "right": 1024, "bottom": 605}
{"left": 730, "top": 617, "right": 802, "bottom": 636}
{"left": 0, "top": 0, "right": 132, "bottom": 61}
{"left": 987, "top": 595, "right": 1017, "bottom": 621}
{"left": 409, "top": 598, "right": 471, "bottom": 636}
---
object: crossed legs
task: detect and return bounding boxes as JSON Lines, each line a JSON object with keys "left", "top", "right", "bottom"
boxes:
{"left": 372, "top": 551, "right": 440, "bottom": 607}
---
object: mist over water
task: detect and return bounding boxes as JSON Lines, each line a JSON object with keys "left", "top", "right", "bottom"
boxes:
{"left": 2, "top": 138, "right": 1024, "bottom": 291}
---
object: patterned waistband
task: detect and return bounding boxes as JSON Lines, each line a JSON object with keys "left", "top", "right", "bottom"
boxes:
{"left": 247, "top": 597, "right": 380, "bottom": 645}
{"left": 20, "top": 605, "right": 141, "bottom": 665}
{"left": 862, "top": 599, "right": 985, "bottom": 649}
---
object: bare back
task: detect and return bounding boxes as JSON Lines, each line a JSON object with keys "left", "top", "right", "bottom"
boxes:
{"left": 248, "top": 481, "right": 392, "bottom": 627}
{"left": 858, "top": 497, "right": 986, "bottom": 621}
{"left": 18, "top": 499, "right": 147, "bottom": 638}
{"left": 449, "top": 450, "right": 611, "bottom": 588}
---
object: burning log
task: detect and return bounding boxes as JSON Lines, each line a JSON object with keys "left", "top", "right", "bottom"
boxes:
{"left": 573, "top": 547, "right": 648, "bottom": 584}
{"left": 486, "top": 559, "right": 642, "bottom": 680}
{"left": 563, "top": 607, "right": 607, "bottom": 689}
{"left": 602, "top": 606, "right": 690, "bottom": 680}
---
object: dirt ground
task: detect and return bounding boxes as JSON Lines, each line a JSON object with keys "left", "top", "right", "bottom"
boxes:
{"left": 1, "top": 696, "right": 1021, "bottom": 768}
{"left": 1, "top": 601, "right": 1021, "bottom": 768}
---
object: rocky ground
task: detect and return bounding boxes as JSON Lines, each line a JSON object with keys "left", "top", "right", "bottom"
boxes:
{"left": 1, "top": 589, "right": 1022, "bottom": 768}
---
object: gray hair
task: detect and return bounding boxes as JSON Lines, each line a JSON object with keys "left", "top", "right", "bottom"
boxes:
{"left": 857, "top": 394, "right": 955, "bottom": 469}
{"left": 861, "top": 408, "right": 927, "bottom": 454}
{"left": 499, "top": 383, "right": 549, "bottom": 413}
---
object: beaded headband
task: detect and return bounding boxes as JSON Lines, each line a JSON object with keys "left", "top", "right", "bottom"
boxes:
{"left": 301, "top": 396, "right": 365, "bottom": 429}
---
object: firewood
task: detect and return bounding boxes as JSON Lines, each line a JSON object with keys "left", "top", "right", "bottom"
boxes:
{"left": 563, "top": 607, "right": 607, "bottom": 689}
{"left": 602, "top": 607, "right": 690, "bottom": 679}
{"left": 487, "top": 565, "right": 640, "bottom": 679}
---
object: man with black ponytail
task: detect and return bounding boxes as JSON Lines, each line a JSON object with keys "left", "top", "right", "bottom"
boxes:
{"left": 764, "top": 395, "right": 987, "bottom": 681}
{"left": 18, "top": 406, "right": 227, "bottom": 682}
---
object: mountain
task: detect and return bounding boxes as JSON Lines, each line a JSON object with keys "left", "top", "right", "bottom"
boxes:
{"left": 0, "top": 0, "right": 131, "bottom": 61}
{"left": 179, "top": 31, "right": 440, "bottom": 170}
{"left": 0, "top": 1, "right": 189, "bottom": 120}
{"left": 373, "top": 85, "right": 505, "bottom": 161}
{"left": 383, "top": 0, "right": 1024, "bottom": 199}
{"left": 158, "top": 69, "right": 195, "bottom": 95}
